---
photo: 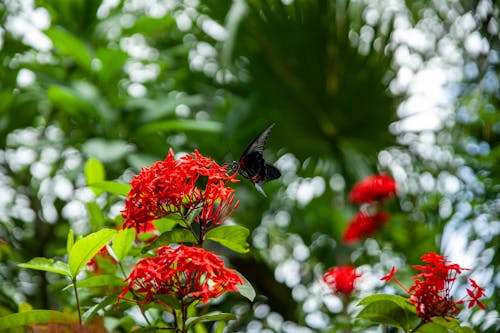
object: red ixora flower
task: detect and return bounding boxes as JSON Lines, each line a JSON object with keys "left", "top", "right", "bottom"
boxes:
{"left": 380, "top": 252, "right": 487, "bottom": 322}
{"left": 348, "top": 174, "right": 396, "bottom": 204}
{"left": 122, "top": 149, "right": 238, "bottom": 233}
{"left": 322, "top": 265, "right": 361, "bottom": 296}
{"left": 119, "top": 245, "right": 243, "bottom": 305}
{"left": 342, "top": 211, "right": 390, "bottom": 243}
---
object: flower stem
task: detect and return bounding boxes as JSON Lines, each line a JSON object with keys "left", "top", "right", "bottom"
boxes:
{"left": 180, "top": 300, "right": 188, "bottom": 333}
{"left": 119, "top": 263, "right": 152, "bottom": 327}
{"left": 341, "top": 294, "right": 352, "bottom": 333}
{"left": 410, "top": 320, "right": 425, "bottom": 333}
{"left": 72, "top": 278, "right": 82, "bottom": 325}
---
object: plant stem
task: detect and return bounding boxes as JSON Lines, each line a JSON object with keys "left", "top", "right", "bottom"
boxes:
{"left": 173, "top": 309, "right": 179, "bottom": 332}
{"left": 72, "top": 278, "right": 82, "bottom": 325}
{"left": 118, "top": 263, "right": 153, "bottom": 327}
{"left": 180, "top": 300, "right": 188, "bottom": 333}
{"left": 340, "top": 294, "right": 352, "bottom": 333}
{"left": 410, "top": 320, "right": 425, "bottom": 333}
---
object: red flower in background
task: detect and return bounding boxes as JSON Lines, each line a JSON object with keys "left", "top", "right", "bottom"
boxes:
{"left": 86, "top": 246, "right": 117, "bottom": 274}
{"left": 322, "top": 265, "right": 361, "bottom": 296}
{"left": 342, "top": 211, "right": 390, "bottom": 243}
{"left": 121, "top": 149, "right": 238, "bottom": 233}
{"left": 348, "top": 174, "right": 396, "bottom": 204}
{"left": 119, "top": 245, "right": 243, "bottom": 305}
{"left": 466, "top": 279, "right": 486, "bottom": 310}
{"left": 380, "top": 252, "right": 487, "bottom": 322}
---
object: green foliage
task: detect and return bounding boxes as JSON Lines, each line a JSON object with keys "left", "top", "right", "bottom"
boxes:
{"left": 86, "top": 202, "right": 106, "bottom": 229}
{"left": 185, "top": 312, "right": 237, "bottom": 330}
{"left": 18, "top": 258, "right": 71, "bottom": 277}
{"left": 45, "top": 27, "right": 93, "bottom": 71}
{"left": 417, "top": 317, "right": 477, "bottom": 333}
{"left": 85, "top": 157, "right": 106, "bottom": 196}
{"left": 357, "top": 294, "right": 416, "bottom": 331}
{"left": 357, "top": 295, "right": 480, "bottom": 333}
{"left": 205, "top": 225, "right": 250, "bottom": 253}
{"left": 142, "top": 229, "right": 198, "bottom": 254}
{"left": 75, "top": 275, "right": 125, "bottom": 289}
{"left": 68, "top": 229, "right": 116, "bottom": 277}
{"left": 112, "top": 228, "right": 136, "bottom": 262}
{"left": 136, "top": 119, "right": 224, "bottom": 135}
{"left": 86, "top": 181, "right": 131, "bottom": 197}
{"left": 0, "top": 0, "right": 498, "bottom": 332}
{"left": 235, "top": 273, "right": 256, "bottom": 302}
{"left": 0, "top": 310, "right": 74, "bottom": 330}
{"left": 66, "top": 229, "right": 75, "bottom": 254}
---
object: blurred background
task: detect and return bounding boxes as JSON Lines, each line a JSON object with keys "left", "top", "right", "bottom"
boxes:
{"left": 0, "top": 0, "right": 498, "bottom": 332}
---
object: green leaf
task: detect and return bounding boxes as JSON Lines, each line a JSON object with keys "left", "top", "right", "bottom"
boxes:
{"left": 0, "top": 310, "right": 74, "bottom": 329}
{"left": 221, "top": 0, "right": 248, "bottom": 67}
{"left": 357, "top": 294, "right": 416, "bottom": 331}
{"left": 214, "top": 320, "right": 227, "bottom": 333}
{"left": 185, "top": 206, "right": 203, "bottom": 226}
{"left": 82, "top": 138, "right": 134, "bottom": 163}
{"left": 137, "top": 94, "right": 206, "bottom": 122}
{"left": 137, "top": 119, "right": 223, "bottom": 135}
{"left": 82, "top": 295, "right": 117, "bottom": 324}
{"left": 66, "top": 229, "right": 74, "bottom": 254}
{"left": 18, "top": 258, "right": 71, "bottom": 277}
{"left": 85, "top": 202, "right": 106, "bottom": 229}
{"left": 87, "top": 181, "right": 131, "bottom": 197}
{"left": 235, "top": 272, "right": 256, "bottom": 302}
{"left": 0, "top": 239, "right": 14, "bottom": 260}
{"left": 76, "top": 274, "right": 125, "bottom": 289}
{"left": 205, "top": 225, "right": 250, "bottom": 253}
{"left": 358, "top": 294, "right": 416, "bottom": 312}
{"left": 417, "top": 317, "right": 477, "bottom": 333}
{"left": 152, "top": 217, "right": 181, "bottom": 233}
{"left": 156, "top": 295, "right": 182, "bottom": 309}
{"left": 85, "top": 157, "right": 106, "bottom": 196}
{"left": 68, "top": 229, "right": 116, "bottom": 277}
{"left": 185, "top": 312, "right": 236, "bottom": 330}
{"left": 95, "top": 48, "right": 128, "bottom": 84}
{"left": 124, "top": 15, "right": 175, "bottom": 35}
{"left": 45, "top": 27, "right": 92, "bottom": 71}
{"left": 18, "top": 302, "right": 33, "bottom": 313}
{"left": 112, "top": 228, "right": 136, "bottom": 261}
{"left": 142, "top": 229, "right": 197, "bottom": 253}
{"left": 47, "top": 85, "right": 96, "bottom": 117}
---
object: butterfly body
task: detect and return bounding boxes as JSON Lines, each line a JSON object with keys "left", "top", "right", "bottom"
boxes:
{"left": 232, "top": 124, "right": 281, "bottom": 196}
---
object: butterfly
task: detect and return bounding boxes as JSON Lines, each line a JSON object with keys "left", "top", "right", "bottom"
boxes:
{"left": 231, "top": 124, "right": 281, "bottom": 196}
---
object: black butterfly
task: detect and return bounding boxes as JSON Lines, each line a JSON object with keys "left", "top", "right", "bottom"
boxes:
{"left": 232, "top": 124, "right": 281, "bottom": 196}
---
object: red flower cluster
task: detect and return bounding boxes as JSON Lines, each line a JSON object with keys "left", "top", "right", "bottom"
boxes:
{"left": 381, "top": 252, "right": 486, "bottom": 322}
{"left": 342, "top": 211, "right": 389, "bottom": 243}
{"left": 119, "top": 245, "right": 243, "bottom": 305}
{"left": 122, "top": 149, "right": 238, "bottom": 233}
{"left": 348, "top": 174, "right": 396, "bottom": 204}
{"left": 343, "top": 174, "right": 396, "bottom": 243}
{"left": 322, "top": 265, "right": 361, "bottom": 296}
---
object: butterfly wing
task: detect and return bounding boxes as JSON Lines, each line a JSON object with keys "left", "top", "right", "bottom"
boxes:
{"left": 241, "top": 123, "right": 275, "bottom": 157}
{"left": 238, "top": 151, "right": 265, "bottom": 179}
{"left": 238, "top": 124, "right": 275, "bottom": 180}
{"left": 253, "top": 164, "right": 281, "bottom": 196}
{"left": 262, "top": 163, "right": 281, "bottom": 184}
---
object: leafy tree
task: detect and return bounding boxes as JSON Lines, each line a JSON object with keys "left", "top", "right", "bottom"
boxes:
{"left": 0, "top": 0, "right": 497, "bottom": 332}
